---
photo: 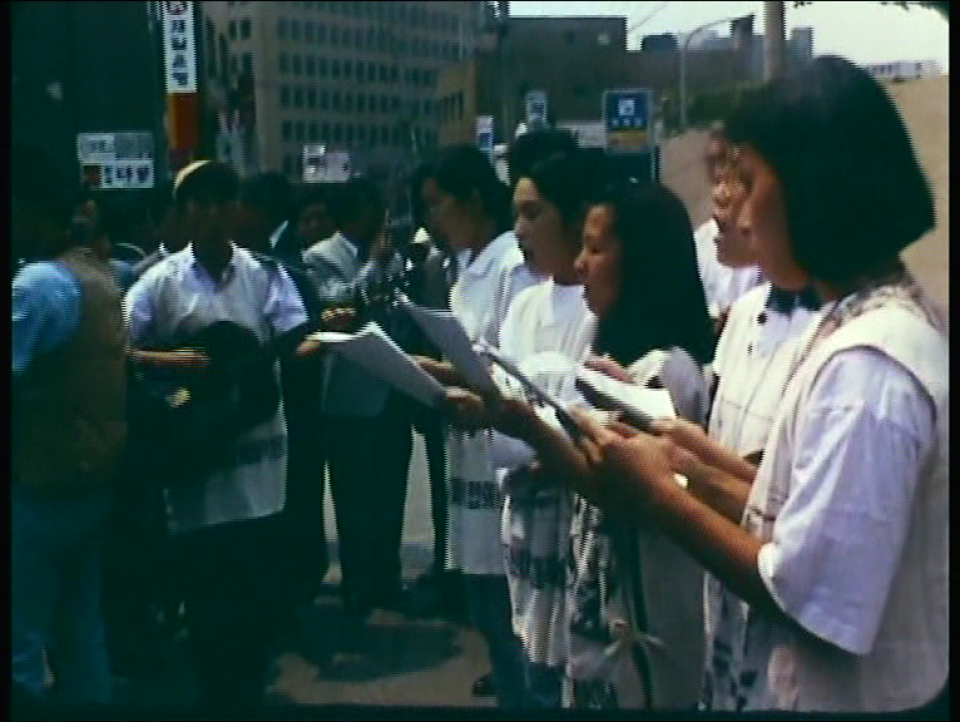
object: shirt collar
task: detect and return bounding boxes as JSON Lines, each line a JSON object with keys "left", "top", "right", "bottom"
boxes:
{"left": 269, "top": 221, "right": 289, "bottom": 250}
{"left": 766, "top": 285, "right": 821, "bottom": 315}
{"left": 462, "top": 231, "right": 516, "bottom": 279}
{"left": 186, "top": 242, "right": 241, "bottom": 285}
{"left": 158, "top": 243, "right": 169, "bottom": 258}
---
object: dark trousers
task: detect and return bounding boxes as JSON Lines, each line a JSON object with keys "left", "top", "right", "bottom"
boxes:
{"left": 278, "top": 366, "right": 329, "bottom": 611}
{"left": 421, "top": 417, "right": 448, "bottom": 574}
{"left": 325, "top": 398, "right": 413, "bottom": 605}
{"left": 173, "top": 514, "right": 284, "bottom": 708}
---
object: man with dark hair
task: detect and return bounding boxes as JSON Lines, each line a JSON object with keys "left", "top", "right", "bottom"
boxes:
{"left": 235, "top": 172, "right": 330, "bottom": 638}
{"left": 507, "top": 129, "right": 578, "bottom": 189}
{"left": 303, "top": 177, "right": 415, "bottom": 626}
{"left": 132, "top": 182, "right": 189, "bottom": 280}
{"left": 12, "top": 147, "right": 126, "bottom": 705}
{"left": 124, "top": 160, "right": 318, "bottom": 708}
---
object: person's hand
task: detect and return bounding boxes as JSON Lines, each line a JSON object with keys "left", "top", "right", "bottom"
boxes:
{"left": 569, "top": 408, "right": 681, "bottom": 516}
{"left": 443, "top": 387, "right": 490, "bottom": 432}
{"left": 321, "top": 306, "right": 358, "bottom": 332}
{"left": 585, "top": 354, "right": 633, "bottom": 384}
{"left": 488, "top": 396, "right": 540, "bottom": 441}
{"left": 158, "top": 348, "right": 211, "bottom": 371}
{"left": 293, "top": 338, "right": 324, "bottom": 358}
{"left": 650, "top": 418, "right": 714, "bottom": 463}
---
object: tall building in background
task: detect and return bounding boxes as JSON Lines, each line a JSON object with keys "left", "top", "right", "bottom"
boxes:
{"left": 200, "top": 0, "right": 482, "bottom": 184}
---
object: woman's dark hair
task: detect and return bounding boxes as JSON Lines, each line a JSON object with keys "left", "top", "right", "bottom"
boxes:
{"left": 592, "top": 182, "right": 714, "bottom": 367}
{"left": 174, "top": 161, "right": 239, "bottom": 209}
{"left": 425, "top": 144, "right": 512, "bottom": 235}
{"left": 292, "top": 185, "right": 330, "bottom": 222}
{"left": 526, "top": 148, "right": 612, "bottom": 233}
{"left": 725, "top": 55, "right": 934, "bottom": 285}
{"left": 507, "top": 129, "right": 578, "bottom": 188}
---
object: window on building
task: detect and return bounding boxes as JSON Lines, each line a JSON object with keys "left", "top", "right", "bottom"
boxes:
{"left": 353, "top": 27, "right": 363, "bottom": 48}
{"left": 242, "top": 53, "right": 252, "bottom": 75}
{"left": 332, "top": 91, "right": 342, "bottom": 110}
{"left": 305, "top": 56, "right": 315, "bottom": 76}
{"left": 229, "top": 20, "right": 237, "bottom": 40}
{"left": 380, "top": 125, "right": 390, "bottom": 145}
{"left": 378, "top": 64, "right": 388, "bottom": 83}
{"left": 377, "top": 29, "right": 386, "bottom": 52}
{"left": 305, "top": 21, "right": 314, "bottom": 43}
{"left": 320, "top": 88, "right": 330, "bottom": 110}
{"left": 366, "top": 27, "right": 376, "bottom": 52}
{"left": 317, "top": 23, "right": 327, "bottom": 42}
{"left": 392, "top": 96, "right": 400, "bottom": 111}
{"left": 291, "top": 19, "right": 301, "bottom": 42}
{"left": 281, "top": 86, "right": 291, "bottom": 107}
{"left": 279, "top": 54, "right": 289, "bottom": 74}
{"left": 404, "top": 68, "right": 413, "bottom": 86}
{"left": 307, "top": 87, "right": 317, "bottom": 108}
{"left": 295, "top": 121, "right": 305, "bottom": 142}
{"left": 322, "top": 121, "right": 330, "bottom": 139}
{"left": 380, "top": 95, "right": 389, "bottom": 113}
{"left": 392, "top": 126, "right": 404, "bottom": 146}
{"left": 331, "top": 59, "right": 341, "bottom": 79}
{"left": 423, "top": 98, "right": 432, "bottom": 118}
{"left": 318, "top": 57, "right": 328, "bottom": 76}
{"left": 282, "top": 120, "right": 292, "bottom": 141}
{"left": 230, "top": 55, "right": 238, "bottom": 75}
{"left": 283, "top": 155, "right": 294, "bottom": 176}
{"left": 345, "top": 125, "right": 355, "bottom": 144}
{"left": 357, "top": 126, "right": 367, "bottom": 144}
{"left": 277, "top": 17, "right": 288, "bottom": 39}
{"left": 331, "top": 25, "right": 339, "bottom": 46}
{"left": 344, "top": 93, "right": 354, "bottom": 112}
{"left": 389, "top": 66, "right": 398, "bottom": 83}
{"left": 294, "top": 86, "right": 304, "bottom": 108}
{"left": 344, "top": 59, "right": 352, "bottom": 79}
{"left": 456, "top": 92, "right": 463, "bottom": 120}
{"left": 332, "top": 124, "right": 343, "bottom": 143}
{"left": 292, "top": 55, "right": 302, "bottom": 75}
{"left": 240, "top": 17, "right": 251, "bottom": 39}
{"left": 368, "top": 94, "right": 377, "bottom": 113}
{"left": 309, "top": 121, "right": 318, "bottom": 141}
{"left": 357, "top": 94, "right": 366, "bottom": 113}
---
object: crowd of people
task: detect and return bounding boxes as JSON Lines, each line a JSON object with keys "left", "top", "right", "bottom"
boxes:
{"left": 11, "top": 55, "right": 947, "bottom": 714}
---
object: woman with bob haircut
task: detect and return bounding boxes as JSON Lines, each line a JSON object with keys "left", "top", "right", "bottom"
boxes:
{"left": 569, "top": 55, "right": 947, "bottom": 712}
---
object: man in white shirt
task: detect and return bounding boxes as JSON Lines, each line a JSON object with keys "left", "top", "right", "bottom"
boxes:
{"left": 124, "top": 161, "right": 315, "bottom": 708}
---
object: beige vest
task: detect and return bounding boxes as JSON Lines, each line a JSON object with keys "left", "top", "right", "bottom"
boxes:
{"left": 15, "top": 247, "right": 128, "bottom": 492}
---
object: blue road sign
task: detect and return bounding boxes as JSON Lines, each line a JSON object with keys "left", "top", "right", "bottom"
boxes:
{"left": 603, "top": 88, "right": 652, "bottom": 154}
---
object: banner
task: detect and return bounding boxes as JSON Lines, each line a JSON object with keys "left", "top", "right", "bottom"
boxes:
{"left": 77, "top": 132, "right": 155, "bottom": 190}
{"left": 603, "top": 88, "right": 651, "bottom": 154}
{"left": 163, "top": 1, "right": 197, "bottom": 94}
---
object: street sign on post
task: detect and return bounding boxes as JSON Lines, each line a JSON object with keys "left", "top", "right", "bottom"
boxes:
{"left": 603, "top": 88, "right": 652, "bottom": 154}
{"left": 524, "top": 90, "right": 548, "bottom": 130}
{"left": 303, "top": 146, "right": 352, "bottom": 183}
{"left": 77, "top": 131, "right": 155, "bottom": 190}
{"left": 476, "top": 116, "right": 494, "bottom": 160}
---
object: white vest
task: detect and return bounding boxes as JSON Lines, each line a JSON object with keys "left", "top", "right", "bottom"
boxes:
{"left": 735, "top": 300, "right": 948, "bottom": 711}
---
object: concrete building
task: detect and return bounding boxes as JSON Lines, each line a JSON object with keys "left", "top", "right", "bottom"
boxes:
{"left": 437, "top": 16, "right": 628, "bottom": 146}
{"left": 200, "top": 0, "right": 482, "bottom": 183}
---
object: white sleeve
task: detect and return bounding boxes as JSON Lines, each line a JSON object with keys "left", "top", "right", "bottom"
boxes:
{"left": 756, "top": 347, "right": 936, "bottom": 655}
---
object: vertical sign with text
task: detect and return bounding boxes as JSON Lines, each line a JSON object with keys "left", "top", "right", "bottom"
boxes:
{"left": 603, "top": 89, "right": 651, "bottom": 154}
{"left": 163, "top": 1, "right": 197, "bottom": 94}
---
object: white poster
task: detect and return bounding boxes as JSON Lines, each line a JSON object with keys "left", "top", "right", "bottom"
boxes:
{"left": 303, "top": 147, "right": 351, "bottom": 183}
{"left": 163, "top": 1, "right": 197, "bottom": 94}
{"left": 98, "top": 160, "right": 156, "bottom": 190}
{"left": 77, "top": 132, "right": 155, "bottom": 189}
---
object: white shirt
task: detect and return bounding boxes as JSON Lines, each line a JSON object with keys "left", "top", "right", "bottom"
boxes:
{"left": 124, "top": 244, "right": 308, "bottom": 533}
{"left": 493, "top": 279, "right": 596, "bottom": 668}
{"left": 694, "top": 219, "right": 763, "bottom": 319}
{"left": 445, "top": 231, "right": 540, "bottom": 576}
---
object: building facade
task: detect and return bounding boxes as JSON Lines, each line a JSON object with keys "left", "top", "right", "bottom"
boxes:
{"left": 200, "top": 0, "right": 482, "bottom": 182}
{"left": 864, "top": 59, "right": 943, "bottom": 81}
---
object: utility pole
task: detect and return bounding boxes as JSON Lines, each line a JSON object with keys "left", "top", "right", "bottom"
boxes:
{"left": 497, "top": 1, "right": 511, "bottom": 147}
{"left": 764, "top": 0, "right": 786, "bottom": 81}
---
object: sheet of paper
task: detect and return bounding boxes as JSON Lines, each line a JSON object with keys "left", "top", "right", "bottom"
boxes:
{"left": 398, "top": 297, "right": 498, "bottom": 394}
{"left": 308, "top": 322, "right": 447, "bottom": 408}
{"left": 576, "top": 367, "right": 677, "bottom": 420}
{"left": 575, "top": 367, "right": 687, "bottom": 489}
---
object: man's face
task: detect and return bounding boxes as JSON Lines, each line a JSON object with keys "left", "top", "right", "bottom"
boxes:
{"left": 232, "top": 202, "right": 271, "bottom": 252}
{"left": 187, "top": 198, "right": 236, "bottom": 248}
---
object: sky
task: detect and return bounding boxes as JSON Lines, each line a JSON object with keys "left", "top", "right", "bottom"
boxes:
{"left": 510, "top": 1, "right": 949, "bottom": 73}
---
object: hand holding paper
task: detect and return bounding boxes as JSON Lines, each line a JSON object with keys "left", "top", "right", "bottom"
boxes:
{"left": 308, "top": 322, "right": 447, "bottom": 408}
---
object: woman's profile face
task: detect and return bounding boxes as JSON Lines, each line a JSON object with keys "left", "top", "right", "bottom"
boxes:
{"left": 711, "top": 149, "right": 756, "bottom": 269}
{"left": 513, "top": 178, "right": 570, "bottom": 279}
{"left": 735, "top": 145, "right": 809, "bottom": 291}
{"left": 421, "top": 177, "right": 473, "bottom": 253}
{"left": 575, "top": 204, "right": 622, "bottom": 317}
